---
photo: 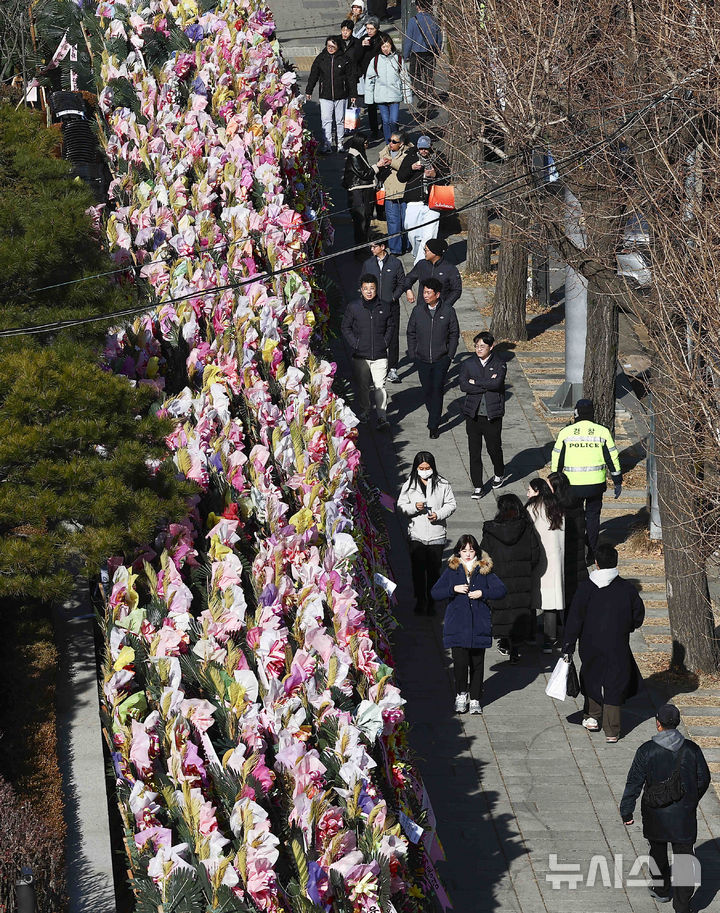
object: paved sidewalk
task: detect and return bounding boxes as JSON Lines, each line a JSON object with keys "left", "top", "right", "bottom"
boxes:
{"left": 269, "top": 24, "right": 720, "bottom": 910}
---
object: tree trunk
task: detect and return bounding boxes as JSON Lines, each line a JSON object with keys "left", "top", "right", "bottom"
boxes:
{"left": 654, "top": 387, "right": 720, "bottom": 673}
{"left": 532, "top": 246, "right": 549, "bottom": 306}
{"left": 466, "top": 142, "right": 491, "bottom": 274}
{"left": 492, "top": 155, "right": 528, "bottom": 340}
{"left": 582, "top": 279, "right": 618, "bottom": 435}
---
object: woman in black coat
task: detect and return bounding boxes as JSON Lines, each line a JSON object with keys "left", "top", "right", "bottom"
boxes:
{"left": 342, "top": 133, "right": 377, "bottom": 248}
{"left": 481, "top": 494, "right": 541, "bottom": 663}
{"left": 549, "top": 470, "right": 588, "bottom": 621}
{"left": 356, "top": 18, "right": 381, "bottom": 139}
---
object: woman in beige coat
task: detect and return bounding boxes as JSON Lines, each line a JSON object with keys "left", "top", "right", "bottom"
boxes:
{"left": 375, "top": 133, "right": 412, "bottom": 254}
{"left": 526, "top": 477, "right": 565, "bottom": 653}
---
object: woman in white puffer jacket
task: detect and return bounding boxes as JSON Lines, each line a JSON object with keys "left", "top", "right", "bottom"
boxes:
{"left": 397, "top": 451, "right": 457, "bottom": 615}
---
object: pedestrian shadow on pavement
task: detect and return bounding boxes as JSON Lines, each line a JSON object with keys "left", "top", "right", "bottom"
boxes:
{"left": 504, "top": 442, "right": 555, "bottom": 481}
{"left": 690, "top": 839, "right": 720, "bottom": 910}
{"left": 408, "top": 713, "right": 530, "bottom": 909}
{"left": 481, "top": 649, "right": 558, "bottom": 707}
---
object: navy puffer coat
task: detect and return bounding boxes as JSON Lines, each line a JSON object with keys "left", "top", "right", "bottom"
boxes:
{"left": 431, "top": 553, "right": 507, "bottom": 649}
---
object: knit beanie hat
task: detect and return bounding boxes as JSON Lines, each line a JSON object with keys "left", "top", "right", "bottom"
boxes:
{"left": 425, "top": 238, "right": 448, "bottom": 256}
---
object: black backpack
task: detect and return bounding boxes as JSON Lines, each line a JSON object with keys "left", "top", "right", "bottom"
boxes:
{"left": 643, "top": 745, "right": 686, "bottom": 809}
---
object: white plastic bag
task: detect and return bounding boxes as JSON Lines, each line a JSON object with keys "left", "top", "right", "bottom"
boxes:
{"left": 344, "top": 105, "right": 361, "bottom": 131}
{"left": 545, "top": 657, "right": 570, "bottom": 701}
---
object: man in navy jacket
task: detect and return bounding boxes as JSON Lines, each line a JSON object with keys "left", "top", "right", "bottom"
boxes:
{"left": 459, "top": 331, "right": 507, "bottom": 497}
{"left": 621, "top": 704, "right": 710, "bottom": 912}
{"left": 402, "top": 238, "right": 462, "bottom": 308}
{"left": 341, "top": 274, "right": 395, "bottom": 429}
{"left": 361, "top": 239, "right": 405, "bottom": 382}
{"left": 402, "top": 0, "right": 442, "bottom": 115}
{"left": 406, "top": 278, "right": 459, "bottom": 438}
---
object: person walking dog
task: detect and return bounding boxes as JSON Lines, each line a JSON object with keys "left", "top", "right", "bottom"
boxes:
{"left": 397, "top": 451, "right": 457, "bottom": 615}
{"left": 621, "top": 704, "right": 710, "bottom": 912}
{"left": 562, "top": 544, "right": 645, "bottom": 742}
{"left": 431, "top": 534, "right": 507, "bottom": 714}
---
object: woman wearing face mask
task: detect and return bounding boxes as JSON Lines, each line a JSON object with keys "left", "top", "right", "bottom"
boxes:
{"left": 397, "top": 451, "right": 456, "bottom": 615}
{"left": 431, "top": 534, "right": 507, "bottom": 714}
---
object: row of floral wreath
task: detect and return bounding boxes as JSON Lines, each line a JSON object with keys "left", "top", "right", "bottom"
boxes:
{"left": 93, "top": 0, "right": 450, "bottom": 911}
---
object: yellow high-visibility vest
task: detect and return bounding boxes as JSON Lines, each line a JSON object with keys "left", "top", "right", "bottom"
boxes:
{"left": 551, "top": 419, "right": 621, "bottom": 486}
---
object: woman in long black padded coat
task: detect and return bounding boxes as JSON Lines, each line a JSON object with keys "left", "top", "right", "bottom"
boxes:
{"left": 481, "top": 493, "right": 541, "bottom": 663}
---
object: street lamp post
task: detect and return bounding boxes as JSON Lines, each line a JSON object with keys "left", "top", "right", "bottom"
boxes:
{"left": 16, "top": 867, "right": 37, "bottom": 913}
{"left": 546, "top": 188, "right": 588, "bottom": 413}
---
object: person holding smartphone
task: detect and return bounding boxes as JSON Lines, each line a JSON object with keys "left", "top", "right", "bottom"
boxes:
{"left": 397, "top": 451, "right": 456, "bottom": 615}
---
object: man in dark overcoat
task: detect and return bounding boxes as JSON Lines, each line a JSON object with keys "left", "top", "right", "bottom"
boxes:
{"left": 562, "top": 543, "right": 645, "bottom": 741}
{"left": 620, "top": 704, "right": 710, "bottom": 912}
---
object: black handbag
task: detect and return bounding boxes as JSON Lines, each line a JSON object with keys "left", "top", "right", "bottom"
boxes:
{"left": 566, "top": 659, "right": 581, "bottom": 698}
{"left": 643, "top": 746, "right": 686, "bottom": 808}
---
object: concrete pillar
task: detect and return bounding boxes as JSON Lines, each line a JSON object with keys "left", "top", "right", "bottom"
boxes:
{"left": 547, "top": 189, "right": 588, "bottom": 413}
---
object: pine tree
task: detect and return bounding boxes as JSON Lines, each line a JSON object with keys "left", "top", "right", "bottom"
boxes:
{"left": 0, "top": 105, "right": 193, "bottom": 601}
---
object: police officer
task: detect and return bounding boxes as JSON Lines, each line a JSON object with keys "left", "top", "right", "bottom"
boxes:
{"left": 551, "top": 398, "right": 622, "bottom": 561}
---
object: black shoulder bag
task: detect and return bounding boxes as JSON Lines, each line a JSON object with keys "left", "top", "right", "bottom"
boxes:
{"left": 643, "top": 745, "right": 687, "bottom": 808}
{"left": 566, "top": 659, "right": 581, "bottom": 698}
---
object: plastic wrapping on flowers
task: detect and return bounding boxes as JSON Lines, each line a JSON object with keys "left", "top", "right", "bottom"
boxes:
{"left": 92, "top": 0, "right": 449, "bottom": 911}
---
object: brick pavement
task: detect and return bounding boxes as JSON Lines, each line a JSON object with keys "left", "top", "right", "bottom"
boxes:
{"left": 267, "top": 12, "right": 720, "bottom": 908}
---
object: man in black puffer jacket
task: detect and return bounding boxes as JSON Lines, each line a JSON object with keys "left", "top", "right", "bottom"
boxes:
{"left": 459, "top": 331, "right": 508, "bottom": 498}
{"left": 621, "top": 704, "right": 710, "bottom": 913}
{"left": 341, "top": 274, "right": 395, "bottom": 429}
{"left": 402, "top": 238, "right": 463, "bottom": 308}
{"left": 306, "top": 37, "right": 357, "bottom": 153}
{"left": 406, "top": 277, "right": 459, "bottom": 438}
{"left": 361, "top": 239, "right": 405, "bottom": 381}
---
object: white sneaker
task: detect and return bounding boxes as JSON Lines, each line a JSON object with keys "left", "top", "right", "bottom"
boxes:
{"left": 387, "top": 368, "right": 400, "bottom": 383}
{"left": 471, "top": 487, "right": 483, "bottom": 499}
{"left": 582, "top": 717, "right": 600, "bottom": 731}
{"left": 491, "top": 474, "right": 509, "bottom": 489}
{"left": 455, "top": 692, "right": 469, "bottom": 714}
{"left": 469, "top": 700, "right": 482, "bottom": 714}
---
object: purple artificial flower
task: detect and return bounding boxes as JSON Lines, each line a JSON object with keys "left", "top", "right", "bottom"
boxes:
{"left": 307, "top": 862, "right": 331, "bottom": 911}
{"left": 185, "top": 23, "right": 205, "bottom": 42}
{"left": 151, "top": 228, "right": 167, "bottom": 251}
{"left": 191, "top": 76, "right": 207, "bottom": 96}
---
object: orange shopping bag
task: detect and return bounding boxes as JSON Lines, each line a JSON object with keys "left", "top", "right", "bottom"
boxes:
{"left": 428, "top": 184, "right": 456, "bottom": 211}
{"left": 376, "top": 188, "right": 386, "bottom": 205}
